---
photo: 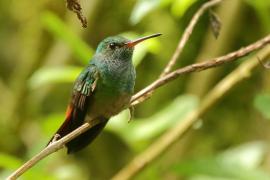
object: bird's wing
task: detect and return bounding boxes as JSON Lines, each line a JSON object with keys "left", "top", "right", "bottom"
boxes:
{"left": 47, "top": 64, "right": 99, "bottom": 144}
{"left": 72, "top": 64, "right": 99, "bottom": 110}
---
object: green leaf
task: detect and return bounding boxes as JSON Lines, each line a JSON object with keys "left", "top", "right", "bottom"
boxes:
{"left": 130, "top": 0, "right": 196, "bottom": 24}
{"left": 244, "top": 0, "right": 270, "bottom": 32}
{"left": 28, "top": 66, "right": 82, "bottom": 89}
{"left": 41, "top": 11, "right": 93, "bottom": 64}
{"left": 189, "top": 175, "right": 235, "bottom": 180}
{"left": 254, "top": 93, "right": 270, "bottom": 119}
{"left": 0, "top": 153, "right": 22, "bottom": 170}
{"left": 172, "top": 142, "right": 270, "bottom": 180}
{"left": 219, "top": 142, "right": 267, "bottom": 169}
{"left": 171, "top": 0, "right": 198, "bottom": 18}
{"left": 174, "top": 157, "right": 270, "bottom": 180}
{"left": 41, "top": 113, "right": 65, "bottom": 137}
{"left": 130, "top": 0, "right": 161, "bottom": 25}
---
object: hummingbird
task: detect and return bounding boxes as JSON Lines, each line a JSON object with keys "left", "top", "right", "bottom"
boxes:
{"left": 48, "top": 33, "right": 162, "bottom": 153}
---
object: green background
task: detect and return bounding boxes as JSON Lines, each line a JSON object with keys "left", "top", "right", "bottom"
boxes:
{"left": 0, "top": 0, "right": 270, "bottom": 179}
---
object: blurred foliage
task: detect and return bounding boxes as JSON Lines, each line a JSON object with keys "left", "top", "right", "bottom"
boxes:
{"left": 107, "top": 95, "right": 198, "bottom": 151}
{"left": 130, "top": 0, "right": 199, "bottom": 24}
{"left": 0, "top": 153, "right": 22, "bottom": 170}
{"left": 41, "top": 11, "right": 94, "bottom": 64}
{"left": 254, "top": 93, "right": 270, "bottom": 120}
{"left": 29, "top": 66, "right": 82, "bottom": 89}
{"left": 0, "top": 0, "right": 270, "bottom": 179}
{"left": 244, "top": 0, "right": 270, "bottom": 32}
{"left": 173, "top": 142, "right": 270, "bottom": 179}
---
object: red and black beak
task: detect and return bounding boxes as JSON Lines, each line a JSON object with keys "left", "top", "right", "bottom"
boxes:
{"left": 125, "top": 33, "right": 162, "bottom": 48}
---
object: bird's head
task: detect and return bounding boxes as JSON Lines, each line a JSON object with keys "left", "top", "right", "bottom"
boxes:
{"left": 95, "top": 33, "right": 162, "bottom": 62}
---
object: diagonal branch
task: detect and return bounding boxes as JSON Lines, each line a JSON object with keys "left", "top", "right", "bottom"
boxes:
{"left": 131, "top": 35, "right": 270, "bottom": 106}
{"left": 6, "top": 119, "right": 104, "bottom": 180}
{"left": 160, "top": 0, "right": 222, "bottom": 77}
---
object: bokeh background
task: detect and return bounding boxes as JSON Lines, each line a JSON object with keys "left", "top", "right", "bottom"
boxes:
{"left": 1, "top": 0, "right": 270, "bottom": 179}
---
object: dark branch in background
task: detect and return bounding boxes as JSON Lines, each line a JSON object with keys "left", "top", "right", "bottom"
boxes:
{"left": 66, "top": 0, "right": 87, "bottom": 28}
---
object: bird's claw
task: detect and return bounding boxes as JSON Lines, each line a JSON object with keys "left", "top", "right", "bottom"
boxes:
{"left": 257, "top": 56, "right": 270, "bottom": 69}
{"left": 51, "top": 134, "right": 61, "bottom": 144}
{"left": 128, "top": 107, "right": 134, "bottom": 123}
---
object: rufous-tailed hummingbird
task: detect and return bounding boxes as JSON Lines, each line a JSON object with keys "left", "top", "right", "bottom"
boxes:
{"left": 48, "top": 33, "right": 162, "bottom": 153}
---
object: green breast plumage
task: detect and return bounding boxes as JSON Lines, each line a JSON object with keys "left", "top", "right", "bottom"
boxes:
{"left": 86, "top": 58, "right": 136, "bottom": 118}
{"left": 98, "top": 59, "right": 135, "bottom": 94}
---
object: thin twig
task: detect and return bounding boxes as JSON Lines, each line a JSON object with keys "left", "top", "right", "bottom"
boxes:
{"left": 131, "top": 35, "right": 270, "bottom": 106}
{"left": 160, "top": 0, "right": 222, "bottom": 77}
{"left": 136, "top": 0, "right": 222, "bottom": 104}
{"left": 112, "top": 43, "right": 270, "bottom": 180}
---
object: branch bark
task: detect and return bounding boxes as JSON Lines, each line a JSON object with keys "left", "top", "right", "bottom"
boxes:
{"left": 131, "top": 35, "right": 270, "bottom": 105}
{"left": 6, "top": 119, "right": 105, "bottom": 180}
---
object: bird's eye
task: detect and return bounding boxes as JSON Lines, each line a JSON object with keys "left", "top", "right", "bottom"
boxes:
{"left": 109, "top": 43, "right": 117, "bottom": 49}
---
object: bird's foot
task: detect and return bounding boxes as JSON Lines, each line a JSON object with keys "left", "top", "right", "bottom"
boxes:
{"left": 51, "top": 134, "right": 61, "bottom": 144}
{"left": 128, "top": 106, "right": 134, "bottom": 123}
